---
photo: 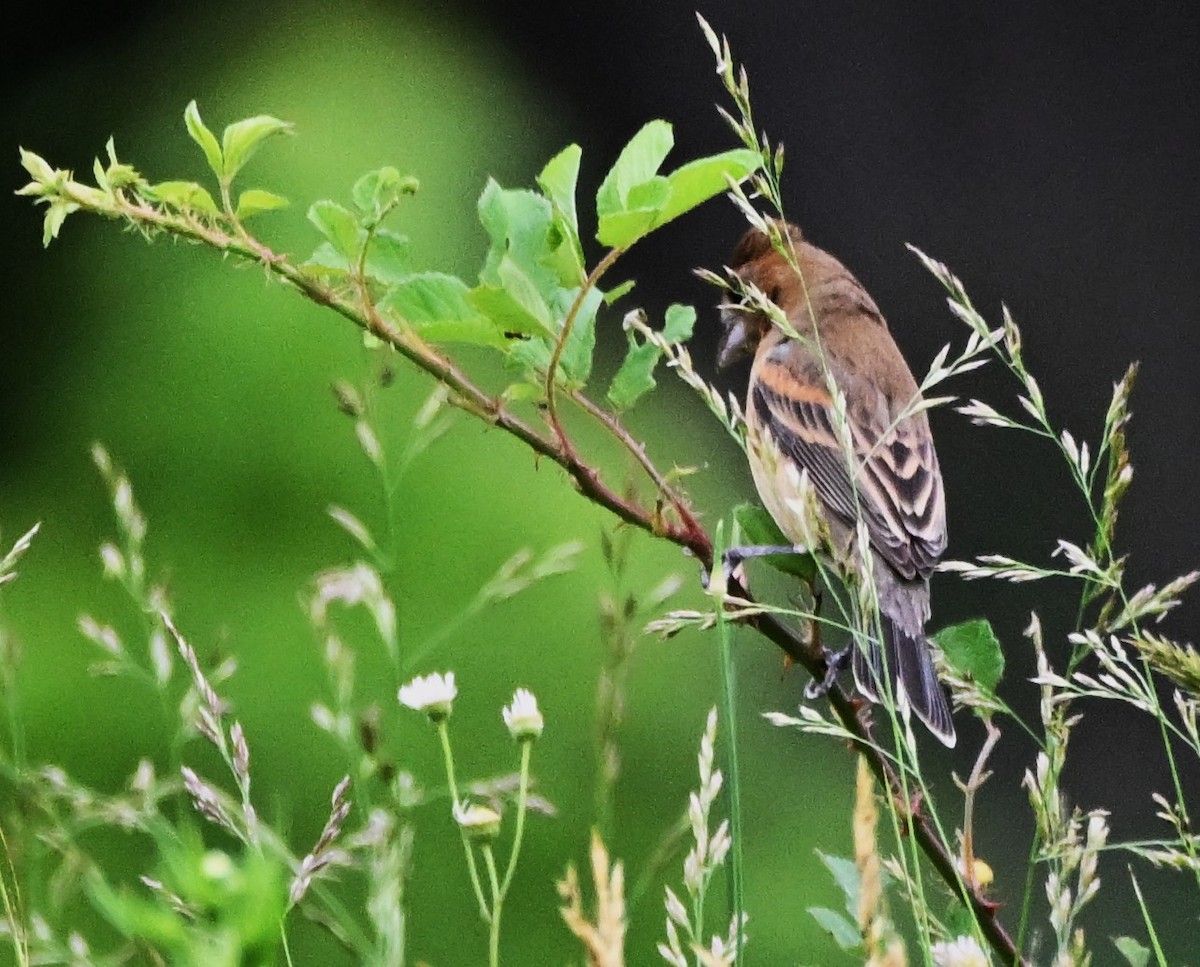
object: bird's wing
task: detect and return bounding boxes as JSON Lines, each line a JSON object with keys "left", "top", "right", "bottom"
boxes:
{"left": 751, "top": 347, "right": 946, "bottom": 579}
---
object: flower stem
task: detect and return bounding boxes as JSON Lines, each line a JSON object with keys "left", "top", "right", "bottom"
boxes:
{"left": 483, "top": 844, "right": 503, "bottom": 967}
{"left": 500, "top": 740, "right": 532, "bottom": 898}
{"left": 437, "top": 720, "right": 489, "bottom": 921}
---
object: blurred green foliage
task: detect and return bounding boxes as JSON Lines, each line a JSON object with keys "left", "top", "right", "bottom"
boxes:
{"left": 2, "top": 2, "right": 853, "bottom": 963}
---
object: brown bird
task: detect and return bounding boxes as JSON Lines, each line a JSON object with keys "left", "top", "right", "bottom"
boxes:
{"left": 718, "top": 221, "right": 955, "bottom": 746}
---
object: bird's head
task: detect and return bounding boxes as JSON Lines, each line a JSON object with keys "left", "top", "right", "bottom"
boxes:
{"left": 717, "top": 220, "right": 806, "bottom": 368}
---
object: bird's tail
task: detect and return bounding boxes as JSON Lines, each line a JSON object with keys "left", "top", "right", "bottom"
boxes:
{"left": 853, "top": 619, "right": 956, "bottom": 748}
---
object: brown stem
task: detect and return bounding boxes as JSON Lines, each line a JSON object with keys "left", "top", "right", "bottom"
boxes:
{"left": 568, "top": 389, "right": 707, "bottom": 544}
{"left": 544, "top": 246, "right": 624, "bottom": 451}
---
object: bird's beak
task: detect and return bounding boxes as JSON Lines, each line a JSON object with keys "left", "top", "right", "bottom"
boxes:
{"left": 717, "top": 309, "right": 748, "bottom": 369}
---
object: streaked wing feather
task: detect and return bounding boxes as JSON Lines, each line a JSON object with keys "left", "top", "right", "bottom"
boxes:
{"left": 752, "top": 373, "right": 946, "bottom": 578}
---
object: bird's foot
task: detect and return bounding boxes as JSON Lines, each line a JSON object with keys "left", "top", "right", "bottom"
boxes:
{"left": 716, "top": 543, "right": 804, "bottom": 586}
{"left": 804, "top": 645, "right": 850, "bottom": 699}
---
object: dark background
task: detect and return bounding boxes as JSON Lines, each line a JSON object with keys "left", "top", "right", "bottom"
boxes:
{"left": 3, "top": 1, "right": 1199, "bottom": 963}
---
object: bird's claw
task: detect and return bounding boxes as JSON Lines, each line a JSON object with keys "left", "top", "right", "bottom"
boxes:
{"left": 804, "top": 645, "right": 850, "bottom": 699}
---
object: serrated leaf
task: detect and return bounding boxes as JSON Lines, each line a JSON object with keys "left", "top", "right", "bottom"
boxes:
{"left": 1112, "top": 937, "right": 1151, "bottom": 967}
{"left": 662, "top": 303, "right": 697, "bottom": 342}
{"left": 506, "top": 287, "right": 600, "bottom": 389}
{"left": 932, "top": 618, "right": 1004, "bottom": 693}
{"left": 362, "top": 230, "right": 411, "bottom": 284}
{"left": 235, "top": 188, "right": 289, "bottom": 219}
{"left": 184, "top": 100, "right": 223, "bottom": 179}
{"left": 807, "top": 907, "right": 861, "bottom": 951}
{"left": 146, "top": 181, "right": 220, "bottom": 216}
{"left": 469, "top": 284, "right": 550, "bottom": 339}
{"left": 606, "top": 340, "right": 661, "bottom": 410}
{"left": 596, "top": 120, "right": 674, "bottom": 218}
{"left": 497, "top": 255, "right": 553, "bottom": 332}
{"left": 380, "top": 273, "right": 504, "bottom": 347}
{"left": 732, "top": 503, "right": 815, "bottom": 580}
{"left": 382, "top": 272, "right": 481, "bottom": 324}
{"left": 506, "top": 337, "right": 553, "bottom": 381}
{"left": 307, "top": 200, "right": 362, "bottom": 260}
{"left": 302, "top": 241, "right": 352, "bottom": 277}
{"left": 352, "top": 166, "right": 418, "bottom": 219}
{"left": 221, "top": 114, "right": 293, "bottom": 181}
{"left": 658, "top": 148, "right": 761, "bottom": 224}
{"left": 477, "top": 181, "right": 555, "bottom": 281}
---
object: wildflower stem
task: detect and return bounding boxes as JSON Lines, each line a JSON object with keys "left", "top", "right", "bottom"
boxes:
{"left": 437, "top": 720, "right": 489, "bottom": 921}
{"left": 483, "top": 844, "right": 503, "bottom": 967}
{"left": 499, "top": 740, "right": 532, "bottom": 898}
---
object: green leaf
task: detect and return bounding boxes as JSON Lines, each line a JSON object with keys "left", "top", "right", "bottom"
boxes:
{"left": 468, "top": 285, "right": 545, "bottom": 338}
{"left": 816, "top": 851, "right": 861, "bottom": 917}
{"left": 146, "top": 181, "right": 220, "bottom": 216}
{"left": 556, "top": 285, "right": 601, "bottom": 387}
{"left": 536, "top": 144, "right": 582, "bottom": 237}
{"left": 662, "top": 303, "right": 697, "bottom": 342}
{"left": 477, "top": 181, "right": 557, "bottom": 285}
{"left": 603, "top": 279, "right": 636, "bottom": 305}
{"left": 307, "top": 200, "right": 362, "bottom": 260}
{"left": 593, "top": 130, "right": 760, "bottom": 248}
{"left": 497, "top": 256, "right": 553, "bottom": 331}
{"left": 302, "top": 242, "right": 351, "bottom": 277}
{"left": 502, "top": 382, "right": 546, "bottom": 403}
{"left": 807, "top": 907, "right": 861, "bottom": 952}
{"left": 95, "top": 138, "right": 140, "bottom": 191}
{"left": 380, "top": 273, "right": 504, "bottom": 347}
{"left": 41, "top": 198, "right": 79, "bottom": 247}
{"left": 506, "top": 286, "right": 601, "bottom": 389}
{"left": 625, "top": 175, "right": 670, "bottom": 212}
{"left": 1113, "top": 937, "right": 1151, "bottom": 967}
{"left": 352, "top": 167, "right": 418, "bottom": 221}
{"left": 363, "top": 229, "right": 411, "bottom": 284}
{"left": 235, "top": 188, "right": 289, "bottom": 219}
{"left": 932, "top": 618, "right": 1004, "bottom": 693}
{"left": 732, "top": 503, "right": 816, "bottom": 581}
{"left": 18, "top": 147, "right": 56, "bottom": 185}
{"left": 606, "top": 303, "right": 697, "bottom": 410}
{"left": 184, "top": 100, "right": 223, "bottom": 179}
{"left": 596, "top": 207, "right": 662, "bottom": 249}
{"left": 542, "top": 218, "right": 585, "bottom": 287}
{"left": 606, "top": 340, "right": 661, "bottom": 410}
{"left": 221, "top": 114, "right": 293, "bottom": 181}
{"left": 304, "top": 229, "right": 410, "bottom": 282}
{"left": 595, "top": 120, "right": 674, "bottom": 218}
{"left": 658, "top": 148, "right": 761, "bottom": 225}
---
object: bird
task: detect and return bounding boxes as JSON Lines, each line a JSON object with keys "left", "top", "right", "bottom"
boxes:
{"left": 717, "top": 220, "right": 955, "bottom": 746}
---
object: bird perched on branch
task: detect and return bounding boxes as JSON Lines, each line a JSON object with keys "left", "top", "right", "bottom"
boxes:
{"left": 718, "top": 220, "right": 955, "bottom": 746}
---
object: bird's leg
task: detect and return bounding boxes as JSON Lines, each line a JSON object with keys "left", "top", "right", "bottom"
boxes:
{"left": 804, "top": 645, "right": 851, "bottom": 698}
{"left": 802, "top": 589, "right": 850, "bottom": 698}
{"left": 718, "top": 543, "right": 806, "bottom": 584}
